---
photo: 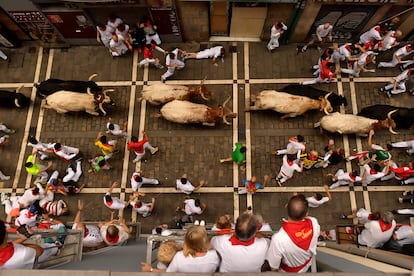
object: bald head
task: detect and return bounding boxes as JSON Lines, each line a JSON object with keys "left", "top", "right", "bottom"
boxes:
{"left": 287, "top": 194, "right": 309, "bottom": 221}
{"left": 235, "top": 213, "right": 257, "bottom": 241}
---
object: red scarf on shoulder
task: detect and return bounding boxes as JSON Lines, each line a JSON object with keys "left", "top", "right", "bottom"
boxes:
{"left": 229, "top": 234, "right": 255, "bottom": 246}
{"left": 0, "top": 242, "right": 15, "bottom": 265}
{"left": 282, "top": 218, "right": 313, "bottom": 250}
{"left": 378, "top": 219, "right": 393, "bottom": 232}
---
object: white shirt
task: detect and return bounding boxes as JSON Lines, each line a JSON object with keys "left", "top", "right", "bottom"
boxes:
{"left": 14, "top": 209, "right": 37, "bottom": 227}
{"left": 18, "top": 189, "right": 43, "bottom": 208}
{"left": 27, "top": 141, "right": 53, "bottom": 152}
{"left": 356, "top": 208, "right": 372, "bottom": 223}
{"left": 116, "top": 24, "right": 130, "bottom": 40}
{"left": 1, "top": 243, "right": 36, "bottom": 269}
{"left": 394, "top": 69, "right": 412, "bottom": 83}
{"left": 103, "top": 193, "right": 126, "bottom": 210}
{"left": 166, "top": 250, "right": 220, "bottom": 272}
{"left": 184, "top": 199, "right": 202, "bottom": 215}
{"left": 316, "top": 24, "right": 332, "bottom": 38}
{"left": 280, "top": 155, "right": 302, "bottom": 178}
{"left": 52, "top": 143, "right": 78, "bottom": 160}
{"left": 306, "top": 196, "right": 330, "bottom": 208}
{"left": 131, "top": 172, "right": 143, "bottom": 191}
{"left": 100, "top": 224, "right": 130, "bottom": 246}
{"left": 266, "top": 217, "right": 320, "bottom": 272}
{"left": 107, "top": 18, "right": 123, "bottom": 30}
{"left": 97, "top": 26, "right": 114, "bottom": 43}
{"left": 359, "top": 220, "right": 396, "bottom": 248}
{"left": 382, "top": 31, "right": 397, "bottom": 50}
{"left": 130, "top": 200, "right": 151, "bottom": 215}
{"left": 286, "top": 140, "right": 305, "bottom": 154}
{"left": 394, "top": 44, "right": 413, "bottom": 58}
{"left": 337, "top": 171, "right": 362, "bottom": 183}
{"left": 72, "top": 224, "right": 104, "bottom": 248}
{"left": 211, "top": 234, "right": 269, "bottom": 272}
{"left": 110, "top": 35, "right": 128, "bottom": 54}
{"left": 359, "top": 26, "right": 382, "bottom": 44}
{"left": 394, "top": 225, "right": 414, "bottom": 246}
{"left": 176, "top": 179, "right": 195, "bottom": 194}
{"left": 259, "top": 223, "right": 273, "bottom": 232}
{"left": 362, "top": 164, "right": 385, "bottom": 184}
{"left": 106, "top": 122, "right": 123, "bottom": 135}
{"left": 203, "top": 46, "right": 223, "bottom": 58}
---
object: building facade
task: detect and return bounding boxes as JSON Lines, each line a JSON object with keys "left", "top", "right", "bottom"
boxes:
{"left": 0, "top": 0, "right": 413, "bottom": 48}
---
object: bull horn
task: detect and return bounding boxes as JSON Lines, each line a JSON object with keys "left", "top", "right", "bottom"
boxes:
{"left": 16, "top": 85, "right": 24, "bottom": 93}
{"left": 388, "top": 126, "right": 398, "bottom": 135}
{"left": 200, "top": 76, "right": 207, "bottom": 85}
{"left": 14, "top": 99, "right": 21, "bottom": 108}
{"left": 222, "top": 95, "right": 232, "bottom": 108}
{"left": 102, "top": 89, "right": 114, "bottom": 95}
{"left": 88, "top": 73, "right": 98, "bottom": 81}
{"left": 87, "top": 87, "right": 93, "bottom": 95}
{"left": 324, "top": 91, "right": 333, "bottom": 99}
{"left": 387, "top": 109, "right": 398, "bottom": 119}
{"left": 223, "top": 115, "right": 231, "bottom": 125}
{"left": 98, "top": 102, "right": 106, "bottom": 116}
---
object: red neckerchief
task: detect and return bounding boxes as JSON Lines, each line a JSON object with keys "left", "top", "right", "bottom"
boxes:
{"left": 348, "top": 173, "right": 356, "bottom": 181}
{"left": 368, "top": 214, "right": 373, "bottom": 220}
{"left": 26, "top": 211, "right": 35, "bottom": 218}
{"left": 216, "top": 228, "right": 233, "bottom": 235}
{"left": 345, "top": 44, "right": 351, "bottom": 52}
{"left": 405, "top": 45, "right": 411, "bottom": 51}
{"left": 374, "top": 26, "right": 381, "bottom": 33}
{"left": 229, "top": 234, "right": 255, "bottom": 246}
{"left": 83, "top": 227, "right": 89, "bottom": 238}
{"left": 369, "top": 168, "right": 378, "bottom": 175}
{"left": 106, "top": 200, "right": 113, "bottom": 206}
{"left": 0, "top": 242, "right": 15, "bottom": 265}
{"left": 257, "top": 224, "right": 263, "bottom": 231}
{"left": 308, "top": 154, "right": 317, "bottom": 161}
{"left": 282, "top": 218, "right": 313, "bottom": 251}
{"left": 106, "top": 234, "right": 120, "bottom": 244}
{"left": 287, "top": 160, "right": 294, "bottom": 166}
{"left": 378, "top": 219, "right": 392, "bottom": 232}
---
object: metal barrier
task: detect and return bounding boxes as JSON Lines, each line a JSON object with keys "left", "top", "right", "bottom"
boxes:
{"left": 8, "top": 229, "right": 83, "bottom": 269}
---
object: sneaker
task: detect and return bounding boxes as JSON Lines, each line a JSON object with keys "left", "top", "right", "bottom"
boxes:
{"left": 301, "top": 47, "right": 307, "bottom": 53}
{"left": 220, "top": 159, "right": 225, "bottom": 163}
{"left": 150, "top": 147, "right": 159, "bottom": 155}
{"left": 0, "top": 175, "right": 10, "bottom": 181}
{"left": 398, "top": 197, "right": 403, "bottom": 203}
{"left": 385, "top": 91, "right": 392, "bottom": 98}
{"left": 399, "top": 65, "right": 404, "bottom": 72}
{"left": 340, "top": 214, "right": 348, "bottom": 220}
{"left": 9, "top": 129, "right": 15, "bottom": 134}
{"left": 402, "top": 190, "right": 413, "bottom": 196}
{"left": 400, "top": 180, "right": 406, "bottom": 185}
{"left": 142, "top": 212, "right": 152, "bottom": 218}
{"left": 194, "top": 220, "right": 200, "bottom": 225}
{"left": 317, "top": 46, "right": 322, "bottom": 53}
{"left": 1, "top": 193, "right": 10, "bottom": 203}
{"left": 132, "top": 159, "right": 139, "bottom": 163}
{"left": 200, "top": 220, "right": 205, "bottom": 226}
{"left": 379, "top": 87, "right": 384, "bottom": 92}
{"left": 161, "top": 77, "right": 166, "bottom": 83}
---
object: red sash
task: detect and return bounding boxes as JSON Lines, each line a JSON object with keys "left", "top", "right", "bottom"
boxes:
{"left": 348, "top": 173, "right": 356, "bottom": 181}
{"left": 229, "top": 235, "right": 254, "bottom": 246}
{"left": 378, "top": 219, "right": 392, "bottom": 232}
{"left": 0, "top": 243, "right": 15, "bottom": 266}
{"left": 369, "top": 168, "right": 378, "bottom": 175}
{"left": 280, "top": 256, "right": 312, "bottom": 272}
{"left": 282, "top": 219, "right": 313, "bottom": 251}
{"left": 216, "top": 228, "right": 233, "bottom": 235}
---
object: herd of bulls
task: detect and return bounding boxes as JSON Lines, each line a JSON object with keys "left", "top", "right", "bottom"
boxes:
{"left": 0, "top": 75, "right": 413, "bottom": 134}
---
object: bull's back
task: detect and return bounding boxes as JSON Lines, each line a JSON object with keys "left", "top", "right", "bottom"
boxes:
{"left": 142, "top": 84, "right": 189, "bottom": 104}
{"left": 46, "top": 92, "right": 93, "bottom": 111}
{"left": 256, "top": 91, "right": 318, "bottom": 112}
{"left": 321, "top": 113, "right": 374, "bottom": 133}
{"left": 161, "top": 100, "right": 207, "bottom": 123}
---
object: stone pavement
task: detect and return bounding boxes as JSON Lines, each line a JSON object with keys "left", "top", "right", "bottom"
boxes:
{"left": 0, "top": 41, "right": 413, "bottom": 234}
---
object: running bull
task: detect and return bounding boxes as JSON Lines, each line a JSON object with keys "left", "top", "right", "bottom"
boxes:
{"left": 358, "top": 105, "right": 414, "bottom": 129}
{"left": 159, "top": 96, "right": 236, "bottom": 126}
{"left": 281, "top": 84, "right": 348, "bottom": 107}
{"left": 314, "top": 110, "right": 398, "bottom": 136}
{"left": 140, "top": 82, "right": 211, "bottom": 105}
{"left": 0, "top": 86, "right": 30, "bottom": 108}
{"left": 43, "top": 88, "right": 114, "bottom": 116}
{"left": 36, "top": 73, "right": 101, "bottom": 98}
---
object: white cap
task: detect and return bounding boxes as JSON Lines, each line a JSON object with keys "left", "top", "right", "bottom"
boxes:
{"left": 161, "top": 229, "right": 172, "bottom": 236}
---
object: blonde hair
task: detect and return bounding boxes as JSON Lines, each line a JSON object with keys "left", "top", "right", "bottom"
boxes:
{"left": 157, "top": 240, "right": 182, "bottom": 266}
{"left": 183, "top": 225, "right": 210, "bottom": 257}
{"left": 216, "top": 214, "right": 232, "bottom": 229}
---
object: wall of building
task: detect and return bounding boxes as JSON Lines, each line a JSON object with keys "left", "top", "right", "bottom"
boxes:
{"left": 261, "top": 3, "right": 294, "bottom": 41}
{"left": 292, "top": 1, "right": 321, "bottom": 43}
{"left": 176, "top": 1, "right": 209, "bottom": 42}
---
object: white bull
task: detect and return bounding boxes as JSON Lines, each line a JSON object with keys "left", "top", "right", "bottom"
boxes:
{"left": 140, "top": 83, "right": 210, "bottom": 105}
{"left": 315, "top": 111, "right": 398, "bottom": 136}
{"left": 43, "top": 88, "right": 114, "bottom": 116}
{"left": 247, "top": 90, "right": 332, "bottom": 119}
{"left": 159, "top": 96, "right": 236, "bottom": 126}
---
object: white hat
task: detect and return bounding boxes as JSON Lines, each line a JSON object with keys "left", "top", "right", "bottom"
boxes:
{"left": 161, "top": 229, "right": 172, "bottom": 236}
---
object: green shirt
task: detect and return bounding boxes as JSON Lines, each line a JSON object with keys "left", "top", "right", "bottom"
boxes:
{"left": 25, "top": 155, "right": 41, "bottom": 175}
{"left": 231, "top": 142, "right": 245, "bottom": 164}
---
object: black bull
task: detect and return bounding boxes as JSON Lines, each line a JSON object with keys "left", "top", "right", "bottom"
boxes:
{"left": 358, "top": 105, "right": 414, "bottom": 129}
{"left": 0, "top": 89, "right": 30, "bottom": 108}
{"left": 36, "top": 79, "right": 101, "bottom": 99}
{"left": 281, "top": 84, "right": 348, "bottom": 107}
